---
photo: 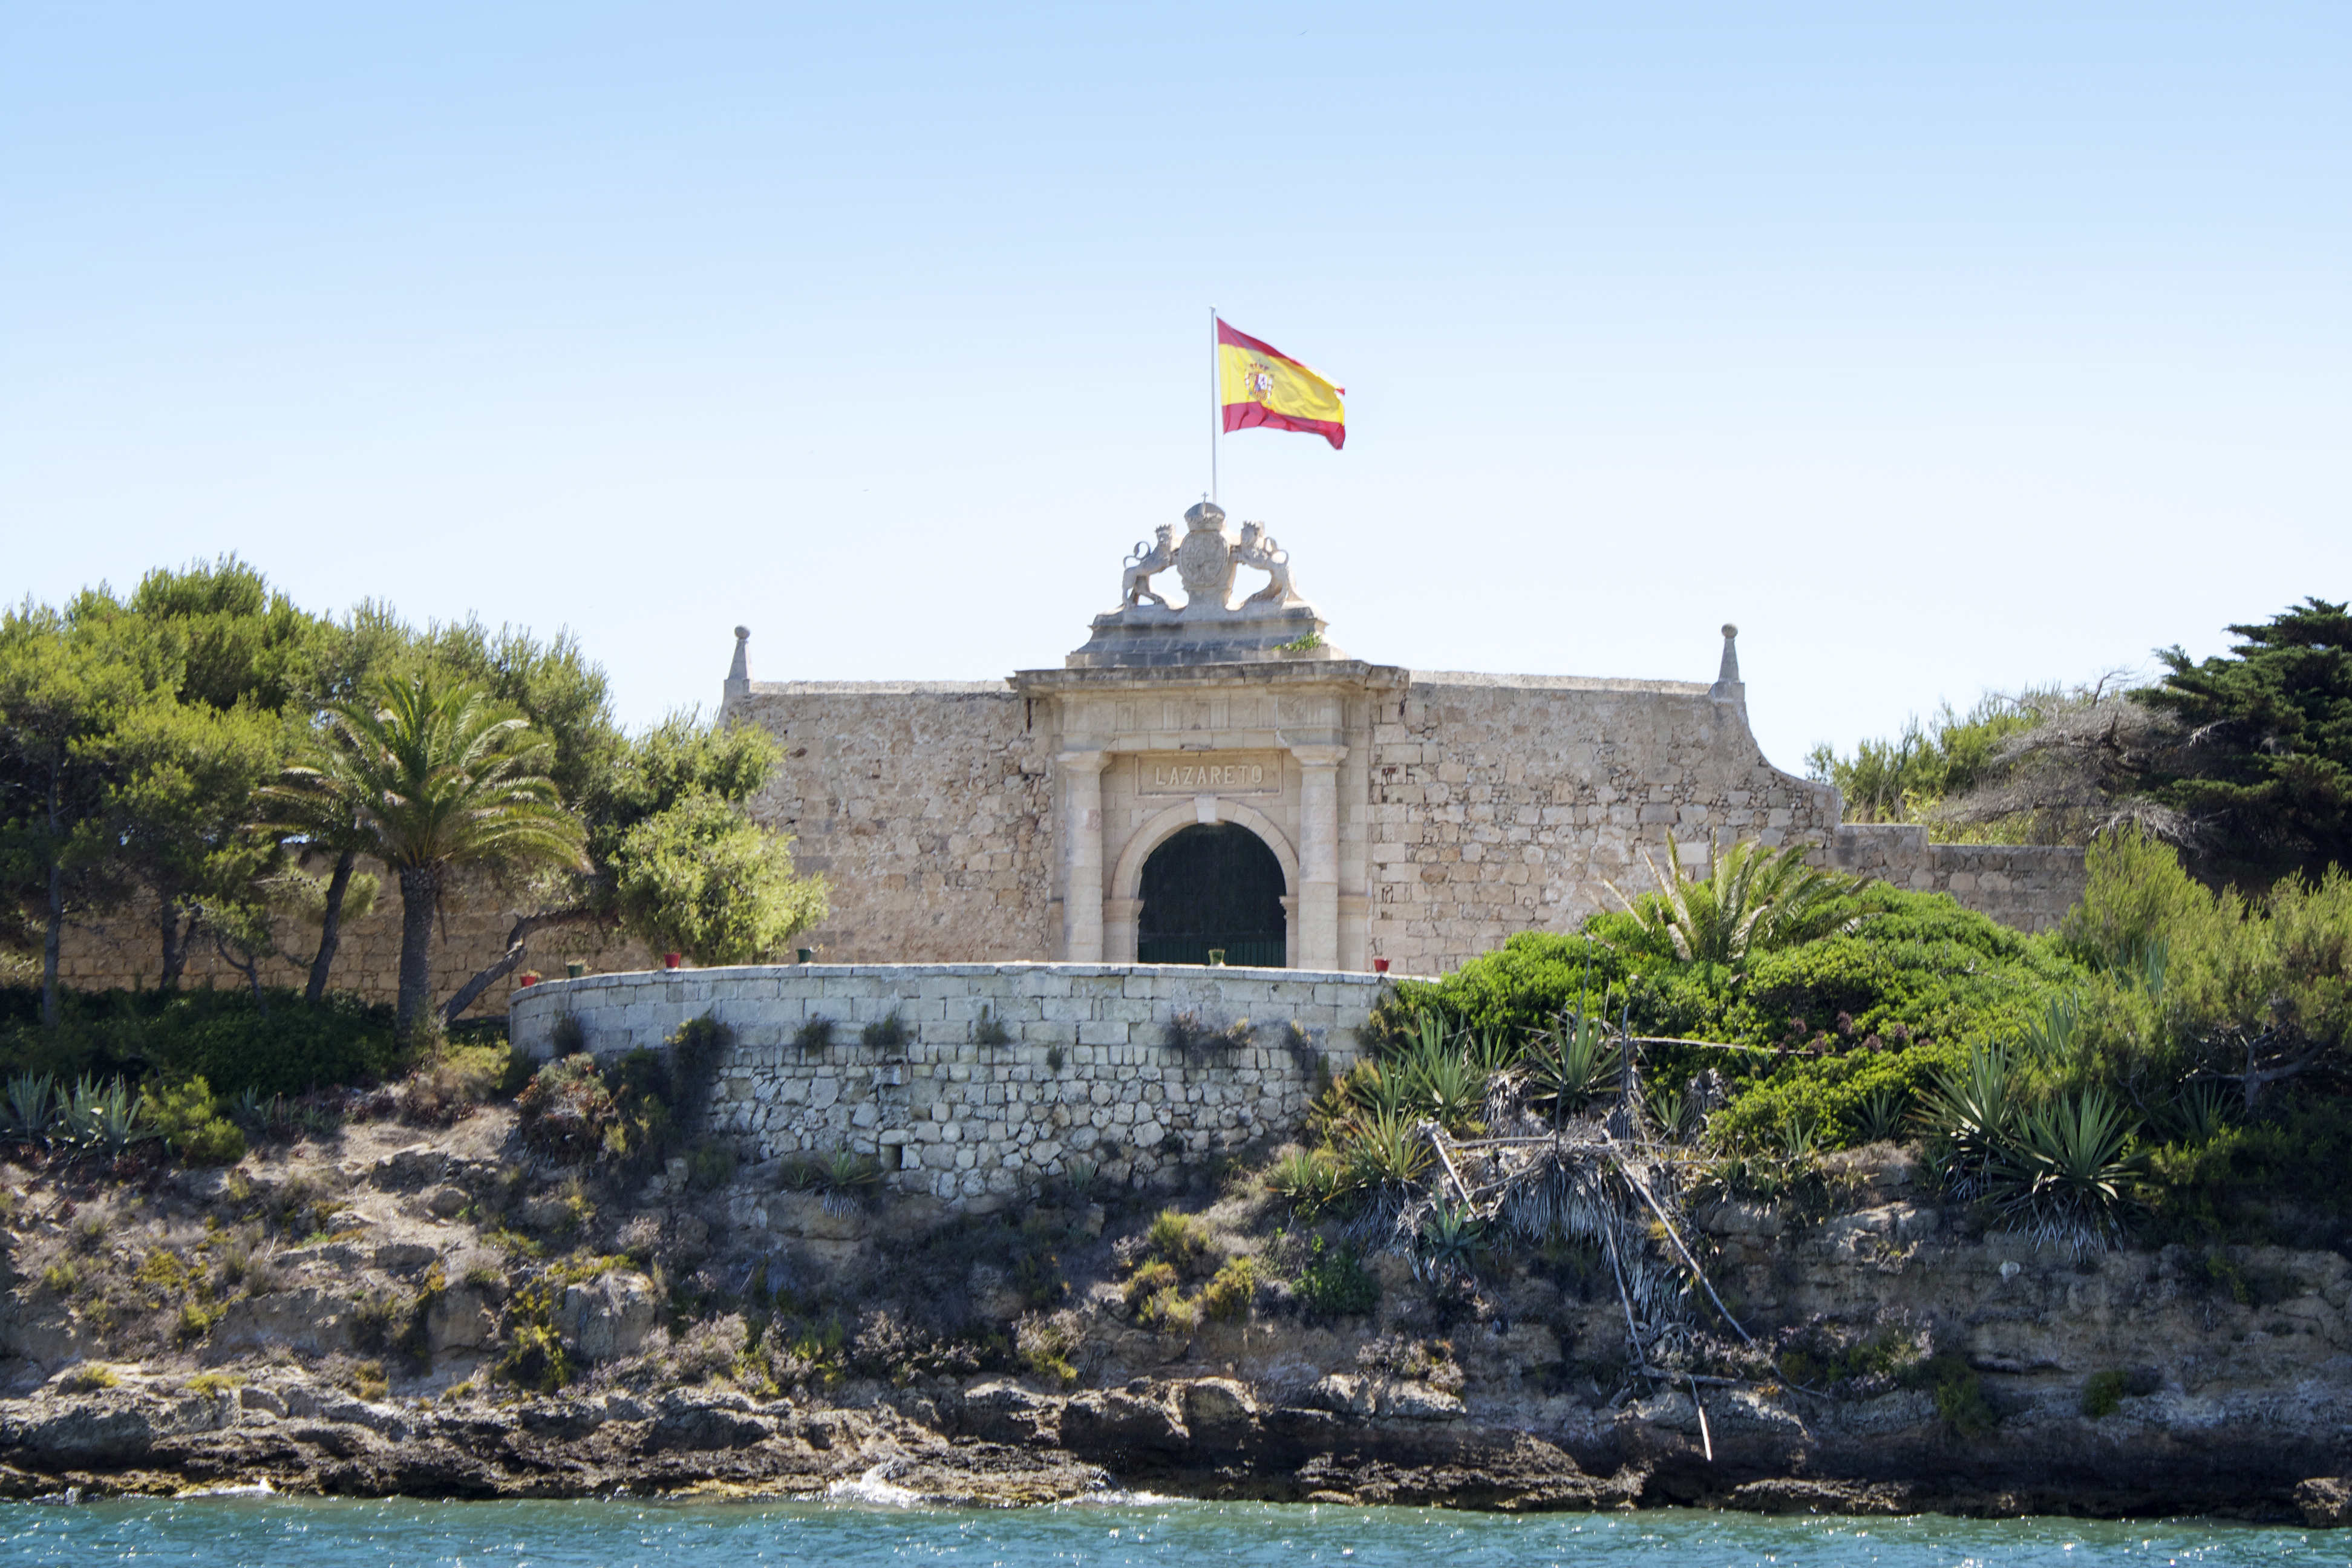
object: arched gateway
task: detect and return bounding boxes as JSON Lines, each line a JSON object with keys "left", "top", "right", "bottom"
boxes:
{"left": 1138, "top": 822, "right": 1288, "bottom": 967}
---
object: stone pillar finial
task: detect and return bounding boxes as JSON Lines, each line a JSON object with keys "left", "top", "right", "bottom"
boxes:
{"left": 1710, "top": 623, "right": 1745, "bottom": 707}
{"left": 724, "top": 626, "right": 751, "bottom": 701}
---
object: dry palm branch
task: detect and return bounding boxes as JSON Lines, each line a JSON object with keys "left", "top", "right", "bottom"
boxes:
{"left": 1385, "top": 1035, "right": 1754, "bottom": 1381}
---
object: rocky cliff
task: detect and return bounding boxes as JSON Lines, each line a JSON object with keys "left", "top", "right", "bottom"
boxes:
{"left": 3, "top": 1107, "right": 2348, "bottom": 1520}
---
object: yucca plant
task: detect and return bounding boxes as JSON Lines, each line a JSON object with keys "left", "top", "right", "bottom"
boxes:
{"left": 2019, "top": 992, "right": 2084, "bottom": 1072}
{"left": 1915, "top": 1042, "right": 2019, "bottom": 1197}
{"left": 1340, "top": 1060, "right": 1412, "bottom": 1123}
{"left": 1990, "top": 1088, "right": 2140, "bottom": 1249}
{"left": 2161, "top": 1082, "right": 2233, "bottom": 1145}
{"left": 818, "top": 1148, "right": 886, "bottom": 1212}
{"left": 1648, "top": 1086, "right": 1689, "bottom": 1143}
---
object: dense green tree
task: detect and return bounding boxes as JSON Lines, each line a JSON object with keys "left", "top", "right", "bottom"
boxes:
{"left": 0, "top": 601, "right": 178, "bottom": 1022}
{"left": 2137, "top": 598, "right": 2352, "bottom": 884}
{"left": 102, "top": 697, "right": 284, "bottom": 988}
{"left": 603, "top": 715, "right": 827, "bottom": 968}
{"left": 275, "top": 673, "right": 587, "bottom": 1040}
{"left": 126, "top": 555, "right": 323, "bottom": 714}
{"left": 434, "top": 711, "right": 828, "bottom": 1013}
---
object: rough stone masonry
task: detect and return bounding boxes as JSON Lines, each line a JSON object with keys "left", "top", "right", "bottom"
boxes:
{"left": 721, "top": 500, "right": 2085, "bottom": 975}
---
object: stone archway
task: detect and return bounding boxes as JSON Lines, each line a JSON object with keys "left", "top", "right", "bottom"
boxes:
{"left": 1106, "top": 800, "right": 1300, "bottom": 965}
{"left": 1137, "top": 823, "right": 1288, "bottom": 967}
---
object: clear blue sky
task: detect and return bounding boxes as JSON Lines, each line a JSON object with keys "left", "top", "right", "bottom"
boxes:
{"left": 4, "top": 4, "right": 2345, "bottom": 773}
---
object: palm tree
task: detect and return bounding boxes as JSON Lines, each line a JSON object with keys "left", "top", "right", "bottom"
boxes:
{"left": 272, "top": 673, "right": 586, "bottom": 1040}
{"left": 1604, "top": 831, "right": 1870, "bottom": 964}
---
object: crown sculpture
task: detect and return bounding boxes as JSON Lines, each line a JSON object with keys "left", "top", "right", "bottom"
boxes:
{"left": 1067, "top": 501, "right": 1341, "bottom": 668}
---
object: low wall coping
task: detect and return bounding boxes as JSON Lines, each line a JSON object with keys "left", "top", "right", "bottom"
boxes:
{"left": 510, "top": 961, "right": 1423, "bottom": 1006}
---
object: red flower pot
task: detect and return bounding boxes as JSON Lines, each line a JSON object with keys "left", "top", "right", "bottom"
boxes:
{"left": 1373, "top": 959, "right": 1390, "bottom": 975}
{"left": 664, "top": 953, "right": 682, "bottom": 970}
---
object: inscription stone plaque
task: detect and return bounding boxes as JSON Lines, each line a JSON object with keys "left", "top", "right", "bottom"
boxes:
{"left": 1137, "top": 752, "right": 1282, "bottom": 797}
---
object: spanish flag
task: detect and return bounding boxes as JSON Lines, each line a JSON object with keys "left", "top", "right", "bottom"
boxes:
{"left": 1218, "top": 319, "right": 1346, "bottom": 449}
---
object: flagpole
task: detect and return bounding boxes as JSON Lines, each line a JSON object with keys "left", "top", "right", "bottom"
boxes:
{"left": 1208, "top": 305, "right": 1219, "bottom": 505}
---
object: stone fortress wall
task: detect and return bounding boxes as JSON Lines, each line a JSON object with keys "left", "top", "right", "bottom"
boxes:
{"left": 508, "top": 963, "right": 1383, "bottom": 1209}
{"left": 44, "top": 505, "right": 2085, "bottom": 1007}
{"left": 721, "top": 652, "right": 2087, "bottom": 973}
{"left": 48, "top": 857, "right": 653, "bottom": 1018}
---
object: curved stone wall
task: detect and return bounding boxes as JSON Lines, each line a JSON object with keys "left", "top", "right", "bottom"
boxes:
{"left": 506, "top": 963, "right": 1390, "bottom": 1209}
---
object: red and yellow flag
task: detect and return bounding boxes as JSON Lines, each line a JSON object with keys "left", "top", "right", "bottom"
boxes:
{"left": 1218, "top": 319, "right": 1345, "bottom": 449}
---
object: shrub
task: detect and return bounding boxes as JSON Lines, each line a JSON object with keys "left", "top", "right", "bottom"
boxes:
{"left": 144, "top": 1077, "right": 247, "bottom": 1166}
{"left": 794, "top": 1017, "right": 835, "bottom": 1054}
{"left": 515, "top": 1054, "right": 616, "bottom": 1161}
{"left": 1166, "top": 1011, "right": 1254, "bottom": 1059}
{"left": 2081, "top": 1369, "right": 2128, "bottom": 1419}
{"left": 1146, "top": 1209, "right": 1214, "bottom": 1273}
{"left": 1118, "top": 1257, "right": 1175, "bottom": 1306}
{"left": 861, "top": 1013, "right": 908, "bottom": 1051}
{"left": 1016, "top": 1312, "right": 1082, "bottom": 1387}
{"left": 0, "top": 987, "right": 400, "bottom": 1098}
{"left": 686, "top": 1139, "right": 739, "bottom": 1191}
{"left": 665, "top": 1013, "right": 730, "bottom": 1109}
{"left": 1905, "top": 1351, "right": 1996, "bottom": 1438}
{"left": 974, "top": 1007, "right": 1011, "bottom": 1047}
{"left": 1294, "top": 1236, "right": 1379, "bottom": 1317}
{"left": 1200, "top": 1256, "right": 1257, "bottom": 1322}
{"left": 1137, "top": 1284, "right": 1200, "bottom": 1333}
{"left": 60, "top": 1364, "right": 119, "bottom": 1393}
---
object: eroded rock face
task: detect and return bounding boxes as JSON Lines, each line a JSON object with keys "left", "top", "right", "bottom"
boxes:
{"left": 426, "top": 1287, "right": 496, "bottom": 1354}
{"left": 553, "top": 1272, "right": 658, "bottom": 1362}
{"left": 211, "top": 1289, "right": 358, "bottom": 1356}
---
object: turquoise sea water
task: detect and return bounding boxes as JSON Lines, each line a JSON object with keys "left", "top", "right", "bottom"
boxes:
{"left": 0, "top": 1496, "right": 2341, "bottom": 1568}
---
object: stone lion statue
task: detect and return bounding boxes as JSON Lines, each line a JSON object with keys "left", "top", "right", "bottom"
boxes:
{"left": 1235, "top": 521, "right": 1299, "bottom": 607}
{"left": 1122, "top": 524, "right": 1177, "bottom": 609}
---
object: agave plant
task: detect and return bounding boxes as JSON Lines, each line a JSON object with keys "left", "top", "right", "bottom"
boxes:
{"left": 4, "top": 1073, "right": 57, "bottom": 1147}
{"left": 85, "top": 1079, "right": 146, "bottom": 1158}
{"left": 56, "top": 1076, "right": 108, "bottom": 1151}
{"left": 1990, "top": 1087, "right": 2140, "bottom": 1249}
{"left": 1915, "top": 1043, "right": 2019, "bottom": 1196}
{"left": 1399, "top": 1040, "right": 1486, "bottom": 1134}
{"left": 1266, "top": 1148, "right": 1344, "bottom": 1212}
{"left": 227, "top": 1085, "right": 272, "bottom": 1132}
{"left": 1340, "top": 1060, "right": 1412, "bottom": 1123}
{"left": 1413, "top": 1201, "right": 1491, "bottom": 1287}
{"left": 818, "top": 1148, "right": 886, "bottom": 1212}
{"left": 1336, "top": 1109, "right": 1431, "bottom": 1198}
{"left": 1780, "top": 1112, "right": 1820, "bottom": 1163}
{"left": 1528, "top": 1010, "right": 1621, "bottom": 1118}
{"left": 1603, "top": 831, "right": 1870, "bottom": 965}
{"left": 1853, "top": 1084, "right": 1909, "bottom": 1145}
{"left": 2162, "top": 1082, "right": 2233, "bottom": 1145}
